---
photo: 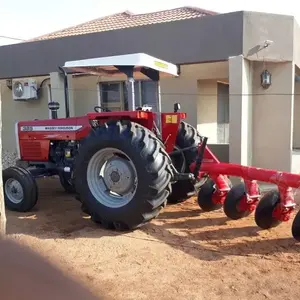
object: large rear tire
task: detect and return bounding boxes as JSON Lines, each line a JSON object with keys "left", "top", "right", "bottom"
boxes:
{"left": 74, "top": 120, "right": 173, "bottom": 230}
{"left": 168, "top": 121, "right": 201, "bottom": 203}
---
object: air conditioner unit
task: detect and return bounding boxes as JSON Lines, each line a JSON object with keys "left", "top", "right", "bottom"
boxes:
{"left": 12, "top": 78, "right": 38, "bottom": 101}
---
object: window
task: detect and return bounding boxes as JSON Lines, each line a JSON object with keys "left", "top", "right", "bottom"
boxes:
{"left": 140, "top": 80, "right": 158, "bottom": 111}
{"left": 99, "top": 80, "right": 158, "bottom": 111}
{"left": 99, "top": 82, "right": 124, "bottom": 111}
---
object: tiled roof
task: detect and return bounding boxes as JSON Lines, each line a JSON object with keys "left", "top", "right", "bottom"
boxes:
{"left": 30, "top": 6, "right": 217, "bottom": 41}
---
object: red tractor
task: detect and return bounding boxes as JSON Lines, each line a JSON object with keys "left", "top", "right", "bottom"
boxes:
{"left": 3, "top": 53, "right": 300, "bottom": 240}
{"left": 5, "top": 53, "right": 203, "bottom": 230}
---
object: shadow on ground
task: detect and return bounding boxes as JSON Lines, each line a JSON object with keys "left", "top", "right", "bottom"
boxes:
{"left": 7, "top": 178, "right": 300, "bottom": 262}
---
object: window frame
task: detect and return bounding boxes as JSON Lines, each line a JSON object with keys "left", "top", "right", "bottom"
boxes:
{"left": 98, "top": 79, "right": 156, "bottom": 111}
{"left": 98, "top": 81, "right": 126, "bottom": 111}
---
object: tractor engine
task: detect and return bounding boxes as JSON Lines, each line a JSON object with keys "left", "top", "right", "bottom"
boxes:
{"left": 49, "top": 140, "right": 79, "bottom": 172}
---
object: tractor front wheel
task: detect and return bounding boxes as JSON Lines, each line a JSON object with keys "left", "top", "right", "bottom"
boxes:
{"left": 3, "top": 166, "right": 38, "bottom": 212}
{"left": 74, "top": 120, "right": 173, "bottom": 231}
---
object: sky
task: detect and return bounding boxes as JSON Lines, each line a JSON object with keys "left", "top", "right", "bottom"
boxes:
{"left": 0, "top": 0, "right": 299, "bottom": 45}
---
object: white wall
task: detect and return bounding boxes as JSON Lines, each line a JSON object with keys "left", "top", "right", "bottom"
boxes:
{"left": 72, "top": 76, "right": 99, "bottom": 116}
{"left": 293, "top": 81, "right": 300, "bottom": 148}
{"left": 0, "top": 62, "right": 229, "bottom": 154}
{"left": 0, "top": 77, "right": 50, "bottom": 151}
{"left": 197, "top": 80, "right": 218, "bottom": 143}
{"left": 71, "top": 62, "right": 229, "bottom": 135}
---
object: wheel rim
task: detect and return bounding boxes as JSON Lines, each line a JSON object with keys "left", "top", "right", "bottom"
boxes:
{"left": 86, "top": 147, "right": 138, "bottom": 208}
{"left": 5, "top": 178, "right": 24, "bottom": 204}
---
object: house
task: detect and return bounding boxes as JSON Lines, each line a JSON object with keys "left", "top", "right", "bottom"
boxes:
{"left": 0, "top": 6, "right": 300, "bottom": 173}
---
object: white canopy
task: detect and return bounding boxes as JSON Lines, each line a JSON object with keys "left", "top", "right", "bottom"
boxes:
{"left": 63, "top": 53, "right": 179, "bottom": 79}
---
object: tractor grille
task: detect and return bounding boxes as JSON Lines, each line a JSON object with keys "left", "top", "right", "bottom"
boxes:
{"left": 21, "top": 141, "right": 42, "bottom": 159}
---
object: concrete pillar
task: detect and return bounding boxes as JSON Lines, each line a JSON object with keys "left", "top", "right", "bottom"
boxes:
{"left": 252, "top": 61, "right": 295, "bottom": 172}
{"left": 50, "top": 72, "right": 75, "bottom": 118}
{"left": 228, "top": 55, "right": 253, "bottom": 166}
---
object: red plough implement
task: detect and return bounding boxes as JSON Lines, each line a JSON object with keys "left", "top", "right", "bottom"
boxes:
{"left": 190, "top": 136, "right": 300, "bottom": 239}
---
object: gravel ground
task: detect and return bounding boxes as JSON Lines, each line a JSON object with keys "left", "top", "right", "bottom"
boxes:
{"left": 2, "top": 150, "right": 18, "bottom": 169}
{"left": 6, "top": 178, "right": 300, "bottom": 300}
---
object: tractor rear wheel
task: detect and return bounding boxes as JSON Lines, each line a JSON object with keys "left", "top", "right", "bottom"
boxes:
{"left": 74, "top": 120, "right": 173, "bottom": 231}
{"left": 3, "top": 166, "right": 38, "bottom": 212}
{"left": 168, "top": 121, "right": 201, "bottom": 203}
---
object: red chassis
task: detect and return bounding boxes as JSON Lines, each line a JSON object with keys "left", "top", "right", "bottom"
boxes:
{"left": 190, "top": 143, "right": 299, "bottom": 223}
{"left": 17, "top": 111, "right": 186, "bottom": 161}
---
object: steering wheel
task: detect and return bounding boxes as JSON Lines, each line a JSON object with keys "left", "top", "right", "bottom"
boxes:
{"left": 94, "top": 106, "right": 111, "bottom": 113}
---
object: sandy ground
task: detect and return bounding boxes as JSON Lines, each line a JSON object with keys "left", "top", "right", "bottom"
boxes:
{"left": 6, "top": 178, "right": 300, "bottom": 300}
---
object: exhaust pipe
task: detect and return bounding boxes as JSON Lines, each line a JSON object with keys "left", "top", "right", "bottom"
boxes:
{"left": 58, "top": 66, "right": 70, "bottom": 118}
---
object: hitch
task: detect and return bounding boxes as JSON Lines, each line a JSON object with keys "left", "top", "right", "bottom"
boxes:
{"left": 193, "top": 136, "right": 208, "bottom": 178}
{"left": 171, "top": 136, "right": 208, "bottom": 183}
{"left": 169, "top": 145, "right": 198, "bottom": 156}
{"left": 173, "top": 172, "right": 195, "bottom": 181}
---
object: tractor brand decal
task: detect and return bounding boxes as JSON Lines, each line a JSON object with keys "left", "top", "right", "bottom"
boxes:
{"left": 20, "top": 125, "right": 83, "bottom": 132}
{"left": 165, "top": 115, "right": 178, "bottom": 124}
{"left": 43, "top": 134, "right": 60, "bottom": 138}
{"left": 154, "top": 61, "right": 168, "bottom": 69}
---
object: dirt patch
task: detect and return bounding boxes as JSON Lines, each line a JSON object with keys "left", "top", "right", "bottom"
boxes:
{"left": 6, "top": 178, "right": 300, "bottom": 300}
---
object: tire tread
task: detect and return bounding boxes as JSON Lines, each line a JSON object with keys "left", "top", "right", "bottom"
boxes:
{"left": 74, "top": 120, "right": 173, "bottom": 230}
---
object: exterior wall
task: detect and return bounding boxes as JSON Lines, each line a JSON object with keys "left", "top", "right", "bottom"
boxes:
{"left": 229, "top": 57, "right": 296, "bottom": 172}
{"left": 72, "top": 62, "right": 229, "bottom": 140}
{"left": 0, "top": 77, "right": 50, "bottom": 168}
{"left": 243, "top": 11, "right": 294, "bottom": 62}
{"left": 0, "top": 77, "right": 50, "bottom": 152}
{"left": 293, "top": 81, "right": 300, "bottom": 148}
{"left": 2, "top": 61, "right": 296, "bottom": 173}
{"left": 0, "top": 11, "right": 243, "bottom": 79}
{"left": 0, "top": 62, "right": 228, "bottom": 161}
{"left": 197, "top": 79, "right": 229, "bottom": 144}
{"left": 73, "top": 76, "right": 99, "bottom": 116}
{"left": 294, "top": 20, "right": 300, "bottom": 67}
{"left": 197, "top": 80, "right": 218, "bottom": 143}
{"left": 49, "top": 73, "right": 75, "bottom": 118}
{"left": 292, "top": 79, "right": 300, "bottom": 173}
{"left": 252, "top": 61, "right": 295, "bottom": 172}
{"left": 1, "top": 10, "right": 300, "bottom": 173}
{"left": 292, "top": 150, "right": 300, "bottom": 174}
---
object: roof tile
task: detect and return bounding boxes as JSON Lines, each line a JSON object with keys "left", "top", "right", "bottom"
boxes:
{"left": 30, "top": 6, "right": 217, "bottom": 41}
